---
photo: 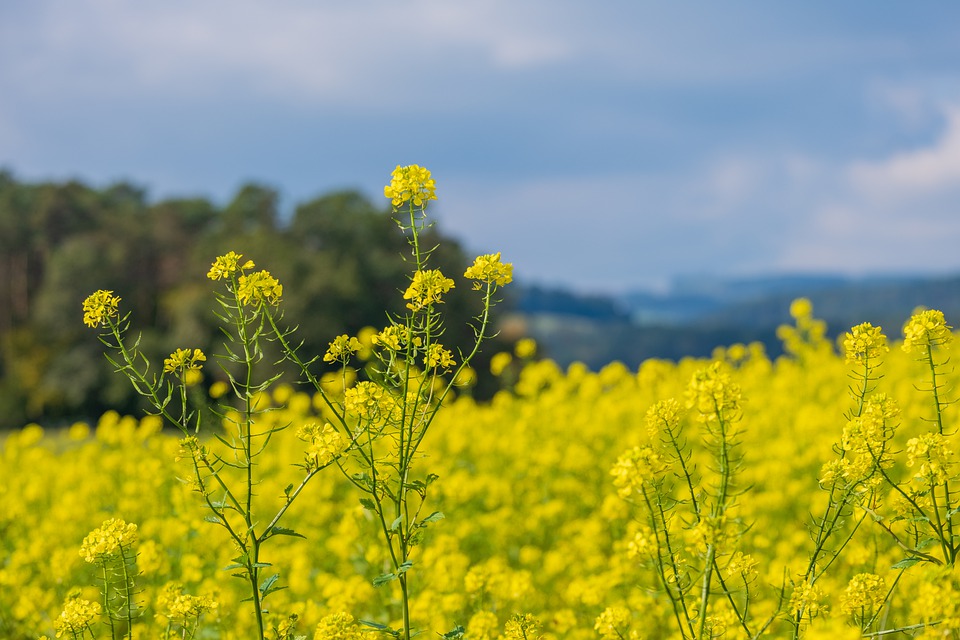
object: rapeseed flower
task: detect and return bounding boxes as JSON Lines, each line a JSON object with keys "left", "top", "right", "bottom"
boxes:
{"left": 789, "top": 581, "right": 827, "bottom": 620}
{"left": 464, "top": 253, "right": 513, "bottom": 289}
{"left": 313, "top": 612, "right": 364, "bottom": 640}
{"left": 207, "top": 251, "right": 254, "bottom": 280}
{"left": 594, "top": 606, "right": 632, "bottom": 640}
{"left": 155, "top": 581, "right": 218, "bottom": 625}
{"left": 79, "top": 518, "right": 138, "bottom": 563}
{"left": 384, "top": 164, "right": 437, "bottom": 208}
{"left": 902, "top": 309, "right": 953, "bottom": 352}
{"left": 503, "top": 613, "right": 542, "bottom": 640}
{"left": 839, "top": 573, "right": 885, "bottom": 625}
{"left": 163, "top": 348, "right": 206, "bottom": 374}
{"left": 403, "top": 269, "right": 454, "bottom": 311}
{"left": 324, "top": 335, "right": 362, "bottom": 364}
{"left": 906, "top": 432, "right": 954, "bottom": 485}
{"left": 424, "top": 343, "right": 456, "bottom": 370}
{"left": 53, "top": 595, "right": 101, "bottom": 638}
{"left": 466, "top": 611, "right": 499, "bottom": 640}
{"left": 82, "top": 289, "right": 121, "bottom": 328}
{"left": 843, "top": 322, "right": 889, "bottom": 365}
{"left": 237, "top": 269, "right": 283, "bottom": 306}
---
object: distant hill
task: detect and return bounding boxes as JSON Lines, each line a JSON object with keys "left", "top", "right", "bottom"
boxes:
{"left": 508, "top": 274, "right": 960, "bottom": 369}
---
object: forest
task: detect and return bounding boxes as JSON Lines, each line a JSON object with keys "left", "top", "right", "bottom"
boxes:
{"left": 0, "top": 170, "right": 509, "bottom": 430}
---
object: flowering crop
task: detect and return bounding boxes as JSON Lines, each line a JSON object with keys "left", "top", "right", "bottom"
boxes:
{"left": 5, "top": 168, "right": 960, "bottom": 640}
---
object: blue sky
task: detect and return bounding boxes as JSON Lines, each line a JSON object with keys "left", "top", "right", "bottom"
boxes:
{"left": 3, "top": 2, "right": 960, "bottom": 293}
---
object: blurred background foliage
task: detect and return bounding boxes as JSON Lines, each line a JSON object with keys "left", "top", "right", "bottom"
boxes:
{"left": 0, "top": 171, "right": 513, "bottom": 430}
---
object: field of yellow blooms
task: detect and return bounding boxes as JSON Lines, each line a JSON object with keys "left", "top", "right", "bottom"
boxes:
{"left": 4, "top": 300, "right": 960, "bottom": 640}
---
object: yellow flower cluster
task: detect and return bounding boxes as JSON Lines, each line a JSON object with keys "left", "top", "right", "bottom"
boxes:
{"left": 207, "top": 251, "right": 254, "bottom": 280}
{"left": 82, "top": 289, "right": 121, "bottom": 328}
{"left": 594, "top": 606, "right": 632, "bottom": 640}
{"left": 163, "top": 347, "right": 206, "bottom": 374}
{"left": 464, "top": 253, "right": 513, "bottom": 289}
{"left": 383, "top": 164, "right": 437, "bottom": 208}
{"left": 53, "top": 595, "right": 101, "bottom": 638}
{"left": 838, "top": 573, "right": 885, "bottom": 622}
{"left": 12, "top": 302, "right": 960, "bottom": 638}
{"left": 79, "top": 518, "right": 138, "bottom": 563}
{"left": 403, "top": 269, "right": 455, "bottom": 311}
{"left": 906, "top": 431, "right": 954, "bottom": 485}
{"left": 685, "top": 361, "right": 741, "bottom": 422}
{"left": 902, "top": 308, "right": 953, "bottom": 352}
{"left": 313, "top": 611, "right": 364, "bottom": 640}
{"left": 324, "top": 335, "right": 362, "bottom": 364}
{"left": 503, "top": 613, "right": 542, "bottom": 640}
{"left": 237, "top": 269, "right": 283, "bottom": 306}
{"left": 155, "top": 581, "right": 218, "bottom": 624}
{"left": 297, "top": 422, "right": 347, "bottom": 468}
{"left": 424, "top": 343, "right": 456, "bottom": 370}
{"left": 843, "top": 322, "right": 889, "bottom": 365}
{"left": 610, "top": 445, "right": 667, "bottom": 498}
{"left": 371, "top": 325, "right": 420, "bottom": 352}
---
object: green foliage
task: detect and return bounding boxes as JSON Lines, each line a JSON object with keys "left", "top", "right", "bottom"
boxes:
{"left": 0, "top": 173, "right": 505, "bottom": 429}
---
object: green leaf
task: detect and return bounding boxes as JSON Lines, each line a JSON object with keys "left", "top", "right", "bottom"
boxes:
{"left": 389, "top": 516, "right": 403, "bottom": 531}
{"left": 359, "top": 620, "right": 401, "bottom": 638}
{"left": 421, "top": 511, "right": 445, "bottom": 524}
{"left": 373, "top": 572, "right": 397, "bottom": 587}
{"left": 441, "top": 625, "right": 465, "bottom": 640}
{"left": 260, "top": 572, "right": 285, "bottom": 597}
{"left": 891, "top": 557, "right": 922, "bottom": 570}
{"left": 359, "top": 497, "right": 377, "bottom": 511}
{"left": 397, "top": 560, "right": 413, "bottom": 574}
{"left": 203, "top": 515, "right": 222, "bottom": 525}
{"left": 265, "top": 525, "right": 306, "bottom": 540}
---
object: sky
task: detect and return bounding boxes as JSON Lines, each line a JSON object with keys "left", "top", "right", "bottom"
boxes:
{"left": 3, "top": 1, "right": 960, "bottom": 294}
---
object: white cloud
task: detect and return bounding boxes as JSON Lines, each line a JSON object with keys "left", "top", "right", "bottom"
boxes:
{"left": 848, "top": 106, "right": 960, "bottom": 197}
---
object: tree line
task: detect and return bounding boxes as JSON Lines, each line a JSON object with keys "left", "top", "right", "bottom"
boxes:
{"left": 0, "top": 170, "right": 509, "bottom": 430}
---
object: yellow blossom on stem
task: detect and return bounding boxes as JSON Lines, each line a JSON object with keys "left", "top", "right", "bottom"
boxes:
{"left": 843, "top": 322, "right": 889, "bottom": 365}
{"left": 403, "top": 269, "right": 454, "bottom": 311}
{"left": 595, "top": 606, "right": 632, "bottom": 640}
{"left": 464, "top": 253, "right": 513, "bottom": 289}
{"left": 82, "top": 290, "right": 121, "bottom": 328}
{"left": 324, "top": 335, "right": 362, "bottom": 364}
{"left": 903, "top": 309, "right": 953, "bottom": 352}
{"left": 79, "top": 518, "right": 138, "bottom": 563}
{"left": 906, "top": 431, "right": 954, "bottom": 485}
{"left": 163, "top": 348, "right": 207, "bottom": 374}
{"left": 207, "top": 251, "right": 254, "bottom": 281}
{"left": 790, "top": 582, "right": 827, "bottom": 620}
{"left": 54, "top": 595, "right": 101, "bottom": 638}
{"left": 237, "top": 270, "right": 283, "bottom": 306}
{"left": 313, "top": 612, "right": 363, "bottom": 640}
{"left": 424, "top": 343, "right": 456, "bottom": 370}
{"left": 611, "top": 445, "right": 668, "bottom": 498}
{"left": 383, "top": 164, "right": 437, "bottom": 208}
{"left": 155, "top": 581, "right": 218, "bottom": 625}
{"left": 503, "top": 613, "right": 542, "bottom": 640}
{"left": 839, "top": 573, "right": 886, "bottom": 625}
{"left": 297, "top": 422, "right": 347, "bottom": 468}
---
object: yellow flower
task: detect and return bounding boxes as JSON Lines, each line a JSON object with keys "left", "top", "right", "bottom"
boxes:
{"left": 82, "top": 289, "right": 121, "bottom": 328}
{"left": 403, "top": 269, "right": 454, "bottom": 311}
{"left": 466, "top": 611, "right": 499, "bottom": 640}
{"left": 903, "top": 309, "right": 953, "bottom": 352}
{"left": 424, "top": 343, "right": 456, "bottom": 370}
{"left": 490, "top": 352, "right": 513, "bottom": 376}
{"left": 514, "top": 338, "right": 537, "bottom": 359}
{"left": 297, "top": 422, "right": 347, "bottom": 468}
{"left": 155, "top": 582, "right": 218, "bottom": 625}
{"left": 324, "top": 335, "right": 362, "bottom": 364}
{"left": 840, "top": 573, "right": 886, "bottom": 624}
{"left": 237, "top": 269, "right": 283, "bottom": 306}
{"left": 611, "top": 445, "right": 668, "bottom": 498}
{"left": 163, "top": 348, "right": 207, "bottom": 374}
{"left": 464, "top": 253, "right": 513, "bottom": 289}
{"left": 685, "top": 362, "right": 741, "bottom": 422}
{"left": 790, "top": 582, "right": 827, "bottom": 620}
{"left": 503, "top": 613, "right": 542, "bottom": 640}
{"left": 314, "top": 612, "right": 363, "bottom": 640}
{"left": 843, "top": 322, "right": 889, "bottom": 365}
{"left": 54, "top": 595, "right": 101, "bottom": 638}
{"left": 384, "top": 164, "right": 437, "bottom": 208}
{"left": 906, "top": 432, "right": 954, "bottom": 485}
{"left": 79, "top": 518, "right": 138, "bottom": 563}
{"left": 208, "top": 251, "right": 254, "bottom": 280}
{"left": 595, "top": 606, "right": 632, "bottom": 640}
